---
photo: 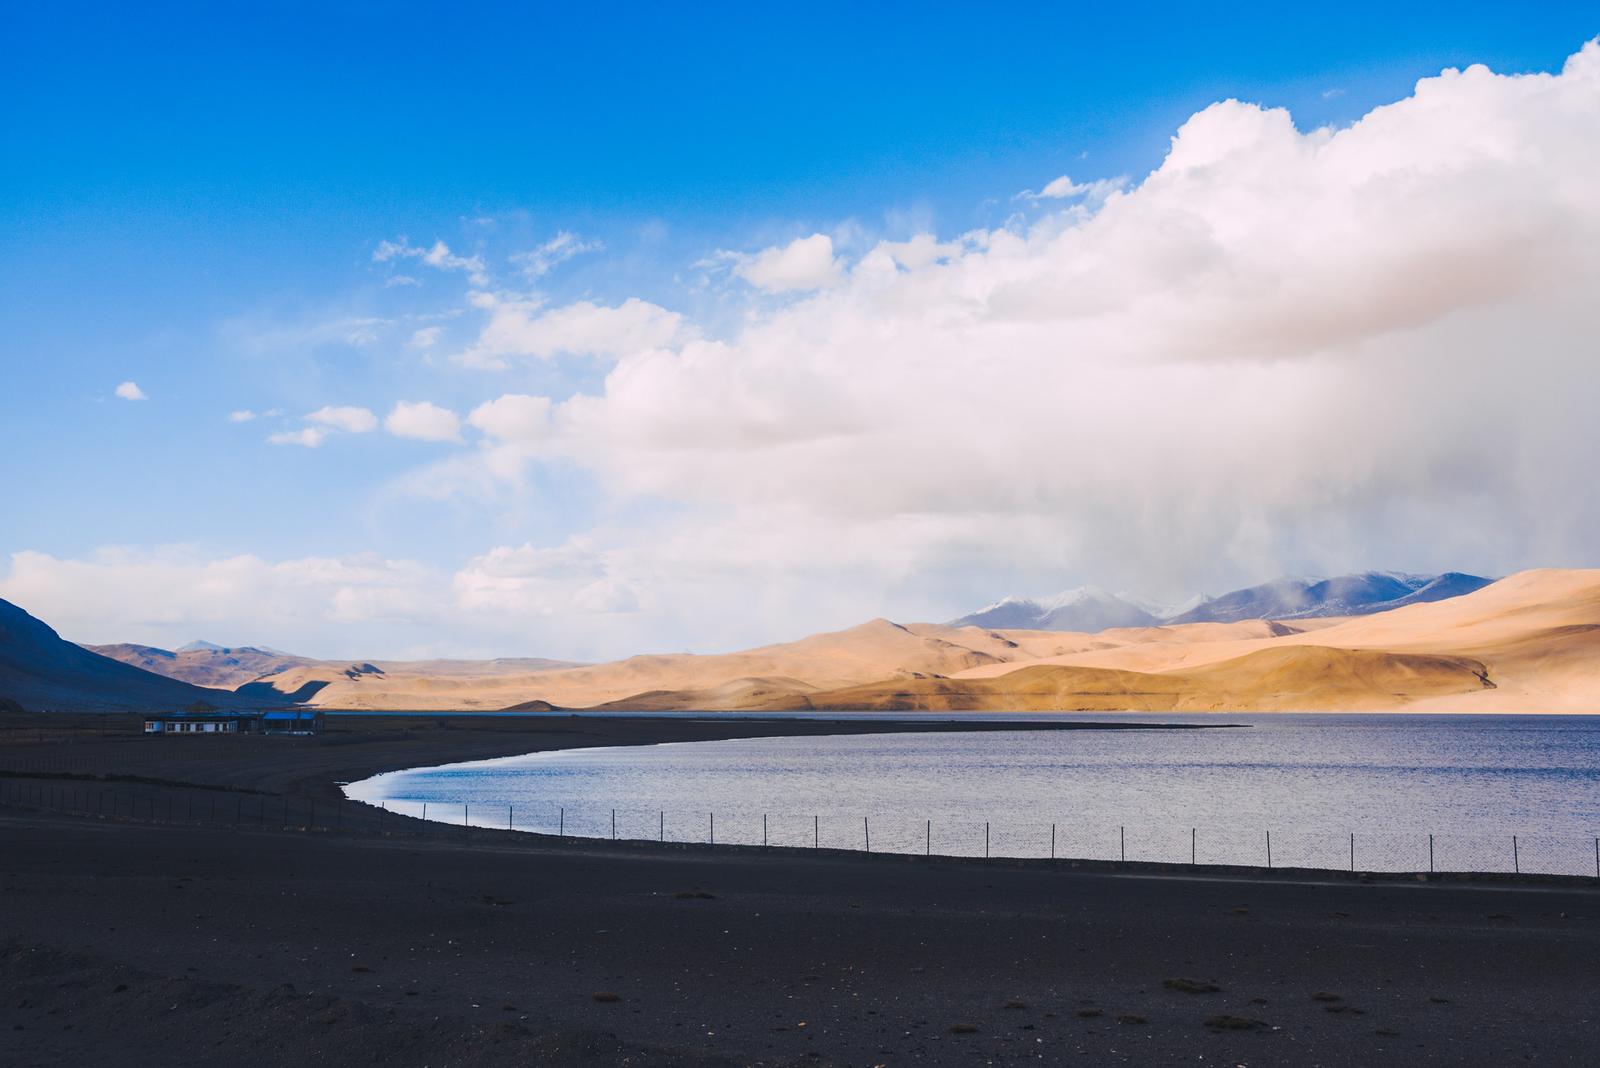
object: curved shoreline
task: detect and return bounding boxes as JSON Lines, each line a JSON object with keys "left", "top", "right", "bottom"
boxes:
{"left": 5, "top": 710, "right": 1600, "bottom": 1066}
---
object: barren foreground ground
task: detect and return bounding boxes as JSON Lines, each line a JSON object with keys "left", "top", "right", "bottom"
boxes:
{"left": 2, "top": 716, "right": 1597, "bottom": 1066}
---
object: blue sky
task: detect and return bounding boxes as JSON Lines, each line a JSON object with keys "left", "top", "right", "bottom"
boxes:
{"left": 3, "top": 4, "right": 1598, "bottom": 658}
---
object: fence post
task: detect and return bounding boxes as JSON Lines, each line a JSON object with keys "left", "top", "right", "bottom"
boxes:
{"left": 1266, "top": 829, "right": 1272, "bottom": 869}
{"left": 612, "top": 808, "right": 617, "bottom": 840}
{"left": 659, "top": 810, "right": 664, "bottom": 842}
{"left": 709, "top": 811, "right": 714, "bottom": 845}
{"left": 1429, "top": 833, "right": 1434, "bottom": 874}
{"left": 763, "top": 813, "right": 767, "bottom": 847}
{"left": 559, "top": 806, "right": 564, "bottom": 838}
{"left": 864, "top": 816, "right": 870, "bottom": 852}
{"left": 508, "top": 805, "right": 514, "bottom": 830}
{"left": 463, "top": 803, "right": 469, "bottom": 827}
{"left": 1050, "top": 822, "right": 1056, "bottom": 860}
{"left": 1512, "top": 835, "right": 1519, "bottom": 874}
{"left": 814, "top": 814, "right": 819, "bottom": 849}
{"left": 985, "top": 822, "right": 990, "bottom": 859}
{"left": 926, "top": 819, "right": 931, "bottom": 856}
{"left": 1191, "top": 827, "right": 1196, "bottom": 866}
{"left": 1594, "top": 837, "right": 1598, "bottom": 879}
{"left": 422, "top": 802, "right": 427, "bottom": 822}
{"left": 1120, "top": 825, "right": 1125, "bottom": 863}
{"left": 1349, "top": 833, "right": 1355, "bottom": 872}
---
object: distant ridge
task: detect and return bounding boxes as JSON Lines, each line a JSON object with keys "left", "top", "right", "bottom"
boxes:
{"left": 951, "top": 571, "right": 1491, "bottom": 633}
{"left": 0, "top": 598, "right": 279, "bottom": 712}
{"left": 1168, "top": 572, "right": 1493, "bottom": 625}
{"left": 950, "top": 587, "right": 1166, "bottom": 632}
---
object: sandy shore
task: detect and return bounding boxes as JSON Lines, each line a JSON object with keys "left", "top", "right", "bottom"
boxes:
{"left": 3, "top": 714, "right": 1598, "bottom": 1065}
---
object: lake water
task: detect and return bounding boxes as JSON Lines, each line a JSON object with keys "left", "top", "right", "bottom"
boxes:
{"left": 343, "top": 714, "right": 1600, "bottom": 876}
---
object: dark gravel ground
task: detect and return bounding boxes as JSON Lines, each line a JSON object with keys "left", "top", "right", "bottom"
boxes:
{"left": 1, "top": 714, "right": 1597, "bottom": 1066}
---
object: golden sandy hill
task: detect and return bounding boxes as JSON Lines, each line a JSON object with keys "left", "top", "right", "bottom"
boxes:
{"left": 575, "top": 569, "right": 1600, "bottom": 714}
{"left": 739, "top": 646, "right": 1495, "bottom": 713}
{"left": 251, "top": 618, "right": 1021, "bottom": 711}
{"left": 87, "top": 568, "right": 1597, "bottom": 713}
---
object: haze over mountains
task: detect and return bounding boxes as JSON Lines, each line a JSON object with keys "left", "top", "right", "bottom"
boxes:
{"left": 952, "top": 572, "right": 1492, "bottom": 632}
{"left": 3, "top": 568, "right": 1597, "bottom": 714}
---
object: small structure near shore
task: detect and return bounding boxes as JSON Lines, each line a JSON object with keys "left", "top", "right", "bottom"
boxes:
{"left": 142, "top": 712, "right": 247, "bottom": 735}
{"left": 259, "top": 709, "right": 323, "bottom": 736}
{"left": 142, "top": 710, "right": 324, "bottom": 736}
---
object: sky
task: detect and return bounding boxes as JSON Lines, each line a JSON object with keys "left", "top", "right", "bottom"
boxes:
{"left": 2, "top": 3, "right": 1599, "bottom": 660}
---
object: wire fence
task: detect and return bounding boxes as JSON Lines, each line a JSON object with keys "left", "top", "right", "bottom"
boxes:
{"left": 366, "top": 796, "right": 1600, "bottom": 879}
{"left": 4, "top": 773, "right": 1597, "bottom": 879}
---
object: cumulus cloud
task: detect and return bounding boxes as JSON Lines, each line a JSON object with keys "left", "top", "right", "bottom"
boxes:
{"left": 468, "top": 393, "right": 553, "bottom": 442}
{"left": 30, "top": 45, "right": 1600, "bottom": 660}
{"left": 0, "top": 548, "right": 438, "bottom": 648}
{"left": 533, "top": 43, "right": 1600, "bottom": 612}
{"left": 454, "top": 539, "right": 638, "bottom": 616}
{"left": 306, "top": 405, "right": 378, "bottom": 434}
{"left": 0, "top": 546, "right": 637, "bottom": 658}
{"left": 267, "top": 427, "right": 328, "bottom": 448}
{"left": 455, "top": 296, "right": 688, "bottom": 369}
{"left": 268, "top": 405, "right": 377, "bottom": 447}
{"left": 385, "top": 401, "right": 462, "bottom": 443}
{"left": 114, "top": 381, "right": 147, "bottom": 401}
{"left": 731, "top": 233, "right": 843, "bottom": 292}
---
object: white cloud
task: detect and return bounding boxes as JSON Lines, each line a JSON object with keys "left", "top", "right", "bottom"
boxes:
{"left": 453, "top": 539, "right": 637, "bottom": 616}
{"left": 26, "top": 44, "right": 1600, "bottom": 661}
{"left": 533, "top": 43, "right": 1600, "bottom": 613}
{"left": 0, "top": 547, "right": 441, "bottom": 650}
{"left": 0, "top": 545, "right": 638, "bottom": 658}
{"left": 1020, "top": 174, "right": 1129, "bottom": 201}
{"left": 228, "top": 410, "right": 257, "bottom": 423}
{"left": 510, "top": 231, "right": 604, "bottom": 279}
{"left": 267, "top": 405, "right": 377, "bottom": 447}
{"left": 385, "top": 401, "right": 462, "bottom": 443}
{"left": 455, "top": 296, "right": 687, "bottom": 369}
{"left": 408, "top": 326, "right": 443, "bottom": 349}
{"left": 114, "top": 381, "right": 147, "bottom": 401}
{"left": 373, "top": 238, "right": 488, "bottom": 286}
{"left": 267, "top": 427, "right": 327, "bottom": 448}
{"left": 306, "top": 405, "right": 378, "bottom": 434}
{"left": 731, "top": 233, "right": 843, "bottom": 292}
{"left": 468, "top": 393, "right": 553, "bottom": 442}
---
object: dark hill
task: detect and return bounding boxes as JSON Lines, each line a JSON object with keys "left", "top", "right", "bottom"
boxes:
{"left": 0, "top": 598, "right": 282, "bottom": 712}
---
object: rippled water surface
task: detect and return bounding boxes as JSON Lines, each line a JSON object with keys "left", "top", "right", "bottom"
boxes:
{"left": 345, "top": 714, "right": 1600, "bottom": 874}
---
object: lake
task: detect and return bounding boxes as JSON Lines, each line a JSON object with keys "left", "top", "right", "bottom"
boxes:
{"left": 342, "top": 714, "right": 1600, "bottom": 876}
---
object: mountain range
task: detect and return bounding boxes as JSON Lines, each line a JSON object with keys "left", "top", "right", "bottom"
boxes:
{"left": 4, "top": 567, "right": 1597, "bottom": 714}
{"left": 951, "top": 571, "right": 1492, "bottom": 632}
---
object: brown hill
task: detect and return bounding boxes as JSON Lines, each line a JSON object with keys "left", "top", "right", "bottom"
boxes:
{"left": 652, "top": 647, "right": 1493, "bottom": 713}
{"left": 86, "top": 643, "right": 584, "bottom": 711}
{"left": 0, "top": 600, "right": 277, "bottom": 712}
{"left": 41, "top": 568, "right": 1600, "bottom": 714}
{"left": 572, "top": 570, "right": 1600, "bottom": 714}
